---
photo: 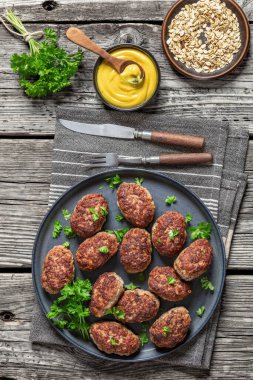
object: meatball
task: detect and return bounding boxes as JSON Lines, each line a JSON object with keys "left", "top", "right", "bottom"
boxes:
{"left": 116, "top": 289, "right": 160, "bottom": 323}
{"left": 41, "top": 245, "right": 74, "bottom": 294}
{"left": 120, "top": 228, "right": 152, "bottom": 273}
{"left": 174, "top": 239, "right": 213, "bottom": 281}
{"left": 148, "top": 266, "right": 191, "bottom": 301}
{"left": 90, "top": 321, "right": 140, "bottom": 356}
{"left": 70, "top": 193, "right": 108, "bottom": 238}
{"left": 89, "top": 272, "right": 124, "bottom": 317}
{"left": 76, "top": 232, "right": 119, "bottom": 271}
{"left": 152, "top": 211, "right": 187, "bottom": 257}
{"left": 117, "top": 182, "right": 155, "bottom": 228}
{"left": 149, "top": 307, "right": 191, "bottom": 348}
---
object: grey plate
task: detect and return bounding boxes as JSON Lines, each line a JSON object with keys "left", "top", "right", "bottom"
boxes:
{"left": 32, "top": 168, "right": 226, "bottom": 362}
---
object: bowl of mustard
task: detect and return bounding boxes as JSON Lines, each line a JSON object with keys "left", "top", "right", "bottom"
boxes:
{"left": 93, "top": 44, "right": 161, "bottom": 111}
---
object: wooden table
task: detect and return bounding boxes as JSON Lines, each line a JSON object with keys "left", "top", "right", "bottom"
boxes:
{"left": 0, "top": 1, "right": 252, "bottom": 378}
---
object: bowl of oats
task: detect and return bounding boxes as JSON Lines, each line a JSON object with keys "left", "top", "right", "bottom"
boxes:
{"left": 162, "top": 0, "right": 250, "bottom": 79}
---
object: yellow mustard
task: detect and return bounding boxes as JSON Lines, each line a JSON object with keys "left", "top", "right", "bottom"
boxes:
{"left": 96, "top": 48, "right": 159, "bottom": 109}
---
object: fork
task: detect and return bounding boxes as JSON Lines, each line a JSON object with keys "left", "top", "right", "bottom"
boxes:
{"left": 80, "top": 152, "right": 213, "bottom": 167}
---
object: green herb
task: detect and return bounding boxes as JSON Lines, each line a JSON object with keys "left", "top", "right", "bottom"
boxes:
{"left": 162, "top": 326, "right": 172, "bottom": 337}
{"left": 98, "top": 246, "right": 109, "bottom": 254}
{"left": 99, "top": 185, "right": 104, "bottom": 190}
{"left": 63, "top": 241, "right": 70, "bottom": 249}
{"left": 47, "top": 278, "right": 92, "bottom": 340}
{"left": 109, "top": 337, "right": 118, "bottom": 347}
{"left": 139, "top": 322, "right": 149, "bottom": 346}
{"left": 157, "top": 238, "right": 161, "bottom": 243}
{"left": 105, "top": 228, "right": 130, "bottom": 243}
{"left": 105, "top": 174, "right": 122, "bottom": 190}
{"left": 125, "top": 282, "right": 139, "bottom": 290}
{"left": 105, "top": 306, "right": 125, "bottom": 320}
{"left": 62, "top": 209, "right": 71, "bottom": 221}
{"left": 89, "top": 207, "right": 100, "bottom": 222}
{"left": 201, "top": 276, "right": 215, "bottom": 292}
{"left": 3, "top": 10, "right": 83, "bottom": 98}
{"left": 135, "top": 272, "right": 146, "bottom": 283}
{"left": 188, "top": 222, "right": 212, "bottom": 240}
{"left": 52, "top": 220, "right": 62, "bottom": 238}
{"left": 115, "top": 214, "right": 125, "bottom": 222}
{"left": 100, "top": 206, "right": 108, "bottom": 216}
{"left": 135, "top": 177, "right": 144, "bottom": 186}
{"left": 167, "top": 276, "right": 176, "bottom": 285}
{"left": 165, "top": 195, "right": 177, "bottom": 205}
{"left": 63, "top": 226, "right": 76, "bottom": 239}
{"left": 196, "top": 306, "right": 206, "bottom": 317}
{"left": 185, "top": 213, "right": 193, "bottom": 223}
{"left": 168, "top": 229, "right": 180, "bottom": 241}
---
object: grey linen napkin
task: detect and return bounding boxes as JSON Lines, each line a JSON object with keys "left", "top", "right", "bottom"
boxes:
{"left": 30, "top": 108, "right": 248, "bottom": 370}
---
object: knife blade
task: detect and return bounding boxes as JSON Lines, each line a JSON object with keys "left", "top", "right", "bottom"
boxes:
{"left": 59, "top": 118, "right": 205, "bottom": 149}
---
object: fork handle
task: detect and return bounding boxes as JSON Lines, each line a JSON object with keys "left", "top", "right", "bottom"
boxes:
{"left": 135, "top": 131, "right": 204, "bottom": 149}
{"left": 145, "top": 153, "right": 213, "bottom": 165}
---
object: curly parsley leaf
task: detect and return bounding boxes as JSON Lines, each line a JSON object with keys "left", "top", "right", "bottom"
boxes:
{"left": 125, "top": 282, "right": 139, "bottom": 290}
{"left": 62, "top": 209, "right": 71, "bottom": 221}
{"left": 162, "top": 326, "right": 172, "bottom": 337}
{"left": 89, "top": 207, "right": 100, "bottom": 221}
{"left": 98, "top": 246, "right": 109, "bottom": 254}
{"left": 135, "top": 177, "right": 144, "bottom": 186}
{"left": 52, "top": 220, "right": 62, "bottom": 238}
{"left": 165, "top": 195, "right": 177, "bottom": 205}
{"left": 167, "top": 276, "right": 176, "bottom": 285}
{"left": 105, "top": 174, "right": 122, "bottom": 190}
{"left": 185, "top": 213, "right": 193, "bottom": 223}
{"left": 110, "top": 337, "right": 118, "bottom": 346}
{"left": 105, "top": 228, "right": 130, "bottom": 242}
{"left": 105, "top": 306, "right": 125, "bottom": 320}
{"left": 63, "top": 226, "right": 76, "bottom": 239}
{"left": 188, "top": 222, "right": 212, "bottom": 240}
{"left": 196, "top": 306, "right": 206, "bottom": 318}
{"left": 63, "top": 241, "right": 70, "bottom": 249}
{"left": 201, "top": 276, "right": 215, "bottom": 292}
{"left": 139, "top": 322, "right": 149, "bottom": 346}
{"left": 47, "top": 278, "right": 92, "bottom": 340}
{"left": 100, "top": 206, "right": 108, "bottom": 216}
{"left": 168, "top": 229, "right": 180, "bottom": 241}
{"left": 115, "top": 214, "right": 125, "bottom": 222}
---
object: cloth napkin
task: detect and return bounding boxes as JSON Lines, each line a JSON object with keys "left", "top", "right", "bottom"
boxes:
{"left": 30, "top": 107, "right": 248, "bottom": 370}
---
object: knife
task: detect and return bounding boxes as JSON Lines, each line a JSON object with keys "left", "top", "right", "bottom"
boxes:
{"left": 59, "top": 119, "right": 205, "bottom": 149}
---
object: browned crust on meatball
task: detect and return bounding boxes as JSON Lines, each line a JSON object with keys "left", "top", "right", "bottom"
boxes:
{"left": 89, "top": 272, "right": 124, "bottom": 317}
{"left": 174, "top": 239, "right": 213, "bottom": 281}
{"left": 149, "top": 307, "right": 191, "bottom": 348}
{"left": 148, "top": 266, "right": 192, "bottom": 301}
{"left": 152, "top": 211, "right": 187, "bottom": 257}
{"left": 70, "top": 193, "right": 108, "bottom": 238}
{"left": 116, "top": 289, "right": 160, "bottom": 323}
{"left": 76, "top": 232, "right": 119, "bottom": 271}
{"left": 119, "top": 228, "right": 152, "bottom": 273}
{"left": 41, "top": 245, "right": 75, "bottom": 294}
{"left": 90, "top": 321, "right": 140, "bottom": 356}
{"left": 117, "top": 182, "right": 155, "bottom": 228}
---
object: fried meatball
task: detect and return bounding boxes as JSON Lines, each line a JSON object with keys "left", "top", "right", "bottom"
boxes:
{"left": 76, "top": 232, "right": 119, "bottom": 271}
{"left": 152, "top": 211, "right": 187, "bottom": 257}
{"left": 149, "top": 307, "right": 191, "bottom": 348}
{"left": 148, "top": 266, "right": 191, "bottom": 301}
{"left": 41, "top": 245, "right": 74, "bottom": 294}
{"left": 90, "top": 321, "right": 140, "bottom": 356}
{"left": 117, "top": 182, "right": 155, "bottom": 228}
{"left": 89, "top": 272, "right": 124, "bottom": 317}
{"left": 116, "top": 289, "right": 160, "bottom": 323}
{"left": 174, "top": 239, "right": 213, "bottom": 281}
{"left": 120, "top": 228, "right": 152, "bottom": 273}
{"left": 70, "top": 193, "right": 108, "bottom": 238}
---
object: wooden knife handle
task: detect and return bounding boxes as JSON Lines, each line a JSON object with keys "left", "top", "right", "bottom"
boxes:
{"left": 159, "top": 153, "right": 213, "bottom": 165}
{"left": 151, "top": 131, "right": 204, "bottom": 149}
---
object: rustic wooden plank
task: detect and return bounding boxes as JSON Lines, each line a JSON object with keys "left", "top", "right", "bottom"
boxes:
{"left": 0, "top": 273, "right": 252, "bottom": 379}
{"left": 0, "top": 138, "right": 252, "bottom": 269}
{"left": 0, "top": 22, "right": 252, "bottom": 136}
{"left": 1, "top": 0, "right": 253, "bottom": 22}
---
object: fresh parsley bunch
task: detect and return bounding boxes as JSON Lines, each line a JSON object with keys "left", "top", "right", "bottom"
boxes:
{"left": 47, "top": 278, "right": 92, "bottom": 340}
{"left": 4, "top": 10, "right": 83, "bottom": 97}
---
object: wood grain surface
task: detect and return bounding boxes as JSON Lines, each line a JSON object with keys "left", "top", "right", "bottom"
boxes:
{"left": 0, "top": 0, "right": 252, "bottom": 377}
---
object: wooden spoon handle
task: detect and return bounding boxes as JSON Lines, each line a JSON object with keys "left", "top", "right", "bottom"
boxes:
{"left": 66, "top": 27, "right": 113, "bottom": 63}
{"left": 159, "top": 153, "right": 213, "bottom": 165}
{"left": 151, "top": 131, "right": 204, "bottom": 149}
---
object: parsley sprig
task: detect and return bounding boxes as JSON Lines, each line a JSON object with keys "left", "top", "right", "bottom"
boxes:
{"left": 185, "top": 213, "right": 193, "bottom": 223}
{"left": 4, "top": 10, "right": 83, "bottom": 97}
{"left": 139, "top": 322, "right": 149, "bottom": 346}
{"left": 168, "top": 229, "right": 180, "bottom": 241}
{"left": 62, "top": 209, "right": 71, "bottom": 221}
{"left": 63, "top": 241, "right": 70, "bottom": 249}
{"left": 135, "top": 177, "right": 144, "bottom": 186}
{"left": 201, "top": 276, "right": 215, "bottom": 292}
{"left": 167, "top": 276, "right": 176, "bottom": 285}
{"left": 196, "top": 306, "right": 206, "bottom": 317}
{"left": 52, "top": 220, "right": 62, "bottom": 238}
{"left": 115, "top": 214, "right": 125, "bottom": 222}
{"left": 165, "top": 195, "right": 177, "bottom": 205}
{"left": 188, "top": 222, "right": 212, "bottom": 239}
{"left": 162, "top": 326, "right": 172, "bottom": 337}
{"left": 98, "top": 246, "right": 109, "bottom": 254}
{"left": 105, "top": 174, "right": 122, "bottom": 190}
{"left": 47, "top": 278, "right": 92, "bottom": 340}
{"left": 105, "top": 228, "right": 130, "bottom": 242}
{"left": 105, "top": 306, "right": 125, "bottom": 320}
{"left": 63, "top": 226, "right": 76, "bottom": 239}
{"left": 125, "top": 282, "right": 139, "bottom": 290}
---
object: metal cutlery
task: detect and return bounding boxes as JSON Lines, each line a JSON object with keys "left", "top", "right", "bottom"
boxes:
{"left": 79, "top": 152, "right": 213, "bottom": 168}
{"left": 59, "top": 118, "right": 205, "bottom": 149}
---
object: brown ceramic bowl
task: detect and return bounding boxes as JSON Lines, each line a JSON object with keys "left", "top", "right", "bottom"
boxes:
{"left": 162, "top": 0, "right": 250, "bottom": 80}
